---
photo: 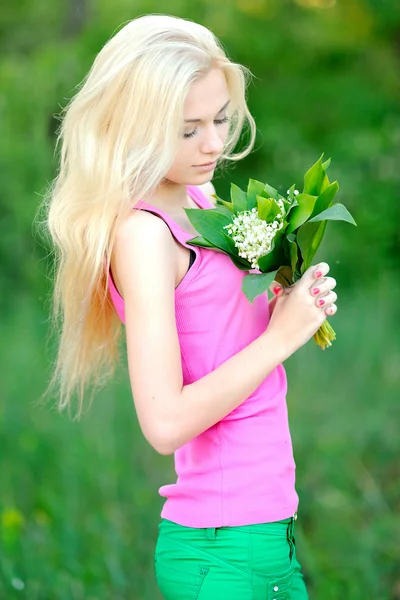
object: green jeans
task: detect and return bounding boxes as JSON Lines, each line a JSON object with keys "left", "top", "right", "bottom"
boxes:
{"left": 154, "top": 515, "right": 308, "bottom": 599}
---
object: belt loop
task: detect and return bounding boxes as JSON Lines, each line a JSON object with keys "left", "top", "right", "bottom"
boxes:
{"left": 205, "top": 527, "right": 217, "bottom": 540}
{"left": 286, "top": 517, "right": 294, "bottom": 541}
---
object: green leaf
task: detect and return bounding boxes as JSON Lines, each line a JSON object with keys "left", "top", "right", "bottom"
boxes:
{"left": 309, "top": 181, "right": 339, "bottom": 219}
{"left": 285, "top": 184, "right": 297, "bottom": 206}
{"left": 187, "top": 234, "right": 250, "bottom": 268}
{"left": 282, "top": 197, "right": 292, "bottom": 213}
{"left": 297, "top": 220, "right": 327, "bottom": 272}
{"left": 322, "top": 157, "right": 331, "bottom": 171}
{"left": 221, "top": 231, "right": 243, "bottom": 257}
{"left": 242, "top": 271, "right": 276, "bottom": 303}
{"left": 288, "top": 238, "right": 299, "bottom": 275}
{"left": 263, "top": 183, "right": 279, "bottom": 200}
{"left": 275, "top": 265, "right": 294, "bottom": 287}
{"left": 212, "top": 205, "right": 236, "bottom": 219}
{"left": 256, "top": 195, "right": 281, "bottom": 222}
{"left": 186, "top": 235, "right": 214, "bottom": 248}
{"left": 283, "top": 236, "right": 299, "bottom": 278}
{"left": 229, "top": 254, "right": 252, "bottom": 270}
{"left": 303, "top": 153, "right": 330, "bottom": 196}
{"left": 230, "top": 183, "right": 248, "bottom": 213}
{"left": 307, "top": 203, "right": 357, "bottom": 226}
{"left": 312, "top": 220, "right": 328, "bottom": 261}
{"left": 214, "top": 195, "right": 234, "bottom": 212}
{"left": 247, "top": 179, "right": 265, "bottom": 209}
{"left": 184, "top": 207, "right": 234, "bottom": 253}
{"left": 286, "top": 193, "right": 317, "bottom": 233}
{"left": 257, "top": 249, "right": 281, "bottom": 272}
{"left": 257, "top": 229, "right": 286, "bottom": 272}
{"left": 186, "top": 225, "right": 250, "bottom": 267}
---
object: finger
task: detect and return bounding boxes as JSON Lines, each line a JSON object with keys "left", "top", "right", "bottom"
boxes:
{"left": 313, "top": 262, "right": 330, "bottom": 280}
{"left": 309, "top": 276, "right": 337, "bottom": 297}
{"left": 282, "top": 285, "right": 293, "bottom": 294}
{"left": 325, "top": 304, "right": 337, "bottom": 317}
{"left": 301, "top": 262, "right": 330, "bottom": 287}
{"left": 269, "top": 282, "right": 294, "bottom": 296}
{"left": 315, "top": 291, "right": 337, "bottom": 309}
{"left": 269, "top": 282, "right": 283, "bottom": 296}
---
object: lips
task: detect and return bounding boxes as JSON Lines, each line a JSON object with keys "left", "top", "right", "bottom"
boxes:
{"left": 195, "top": 159, "right": 219, "bottom": 166}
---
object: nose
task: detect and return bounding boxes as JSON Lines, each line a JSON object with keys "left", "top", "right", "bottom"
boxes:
{"left": 199, "top": 124, "right": 225, "bottom": 156}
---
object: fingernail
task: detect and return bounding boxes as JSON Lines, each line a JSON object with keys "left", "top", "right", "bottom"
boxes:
{"left": 273, "top": 286, "right": 282, "bottom": 295}
{"left": 312, "top": 287, "right": 320, "bottom": 296}
{"left": 315, "top": 270, "right": 323, "bottom": 278}
{"left": 318, "top": 298, "right": 325, "bottom": 307}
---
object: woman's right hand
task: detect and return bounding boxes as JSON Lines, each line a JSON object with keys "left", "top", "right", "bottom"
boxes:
{"left": 266, "top": 262, "right": 338, "bottom": 356}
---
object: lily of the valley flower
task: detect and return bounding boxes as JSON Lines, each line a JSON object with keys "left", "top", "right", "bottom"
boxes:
{"left": 223, "top": 206, "right": 285, "bottom": 269}
{"left": 185, "top": 154, "right": 357, "bottom": 350}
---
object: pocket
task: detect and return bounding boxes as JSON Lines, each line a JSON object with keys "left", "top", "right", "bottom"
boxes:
{"left": 266, "top": 568, "right": 294, "bottom": 600}
{"left": 154, "top": 553, "right": 210, "bottom": 600}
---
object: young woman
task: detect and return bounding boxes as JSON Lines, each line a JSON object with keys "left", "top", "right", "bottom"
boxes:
{"left": 45, "top": 14, "right": 338, "bottom": 599}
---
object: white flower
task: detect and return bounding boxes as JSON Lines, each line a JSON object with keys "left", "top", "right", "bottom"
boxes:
{"left": 294, "top": 189, "right": 300, "bottom": 195}
{"left": 224, "top": 207, "right": 285, "bottom": 270}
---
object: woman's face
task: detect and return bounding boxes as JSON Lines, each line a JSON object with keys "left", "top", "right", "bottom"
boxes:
{"left": 165, "top": 68, "right": 231, "bottom": 185}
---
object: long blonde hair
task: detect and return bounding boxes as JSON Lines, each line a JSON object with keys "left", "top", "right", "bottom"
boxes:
{"left": 42, "top": 14, "right": 257, "bottom": 417}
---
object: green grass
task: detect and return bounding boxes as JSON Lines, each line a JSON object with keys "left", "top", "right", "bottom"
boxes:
{"left": 1, "top": 279, "right": 399, "bottom": 599}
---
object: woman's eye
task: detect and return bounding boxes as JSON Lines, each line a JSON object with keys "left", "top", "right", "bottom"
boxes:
{"left": 183, "top": 115, "right": 230, "bottom": 139}
{"left": 215, "top": 115, "right": 229, "bottom": 125}
{"left": 183, "top": 128, "right": 198, "bottom": 139}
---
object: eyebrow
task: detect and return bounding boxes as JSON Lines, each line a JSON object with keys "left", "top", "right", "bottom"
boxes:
{"left": 184, "top": 100, "right": 231, "bottom": 123}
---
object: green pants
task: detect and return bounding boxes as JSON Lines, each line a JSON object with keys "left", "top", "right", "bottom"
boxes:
{"left": 154, "top": 515, "right": 308, "bottom": 599}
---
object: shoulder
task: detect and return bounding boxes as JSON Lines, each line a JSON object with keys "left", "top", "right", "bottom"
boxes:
{"left": 112, "top": 209, "right": 177, "bottom": 297}
{"left": 196, "top": 182, "right": 217, "bottom": 206}
{"left": 114, "top": 207, "right": 177, "bottom": 257}
{"left": 116, "top": 206, "right": 170, "bottom": 236}
{"left": 114, "top": 208, "right": 174, "bottom": 255}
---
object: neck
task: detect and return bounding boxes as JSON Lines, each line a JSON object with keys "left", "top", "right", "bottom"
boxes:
{"left": 150, "top": 180, "right": 195, "bottom": 212}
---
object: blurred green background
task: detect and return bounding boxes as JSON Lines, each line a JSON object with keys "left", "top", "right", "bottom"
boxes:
{"left": 1, "top": 0, "right": 399, "bottom": 598}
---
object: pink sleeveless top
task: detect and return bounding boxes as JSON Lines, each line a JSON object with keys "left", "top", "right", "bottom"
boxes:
{"left": 108, "top": 185, "right": 298, "bottom": 527}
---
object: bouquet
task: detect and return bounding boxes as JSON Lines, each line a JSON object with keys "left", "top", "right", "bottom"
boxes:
{"left": 184, "top": 154, "right": 356, "bottom": 350}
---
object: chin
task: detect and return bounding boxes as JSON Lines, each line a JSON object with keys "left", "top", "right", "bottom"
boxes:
{"left": 167, "top": 170, "right": 215, "bottom": 187}
{"left": 186, "top": 175, "right": 213, "bottom": 187}
{"left": 195, "top": 170, "right": 215, "bottom": 180}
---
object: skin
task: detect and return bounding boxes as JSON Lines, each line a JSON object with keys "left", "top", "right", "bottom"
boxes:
{"left": 112, "top": 67, "right": 338, "bottom": 314}
{"left": 155, "top": 67, "right": 337, "bottom": 315}
{"left": 109, "top": 66, "right": 339, "bottom": 457}
{"left": 112, "top": 67, "right": 232, "bottom": 290}
{"left": 150, "top": 67, "right": 231, "bottom": 218}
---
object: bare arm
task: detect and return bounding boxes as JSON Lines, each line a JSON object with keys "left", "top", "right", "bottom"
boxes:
{"left": 112, "top": 208, "right": 288, "bottom": 456}
{"left": 113, "top": 189, "right": 336, "bottom": 456}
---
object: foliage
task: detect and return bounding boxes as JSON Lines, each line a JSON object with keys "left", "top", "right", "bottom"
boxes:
{"left": 1, "top": 0, "right": 399, "bottom": 597}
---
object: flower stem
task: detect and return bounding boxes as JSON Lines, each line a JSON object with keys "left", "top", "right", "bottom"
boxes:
{"left": 278, "top": 274, "right": 337, "bottom": 350}
{"left": 313, "top": 319, "right": 336, "bottom": 350}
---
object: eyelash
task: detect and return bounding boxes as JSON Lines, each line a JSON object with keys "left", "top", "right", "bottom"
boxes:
{"left": 183, "top": 116, "right": 230, "bottom": 139}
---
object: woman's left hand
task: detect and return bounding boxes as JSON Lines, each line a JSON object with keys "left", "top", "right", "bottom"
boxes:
{"left": 268, "top": 274, "right": 337, "bottom": 317}
{"left": 268, "top": 282, "right": 292, "bottom": 316}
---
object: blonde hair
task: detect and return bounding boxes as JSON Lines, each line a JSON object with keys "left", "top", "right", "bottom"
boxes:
{"left": 42, "top": 14, "right": 257, "bottom": 417}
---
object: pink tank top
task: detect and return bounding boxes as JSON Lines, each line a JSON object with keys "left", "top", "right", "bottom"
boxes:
{"left": 108, "top": 185, "right": 298, "bottom": 527}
